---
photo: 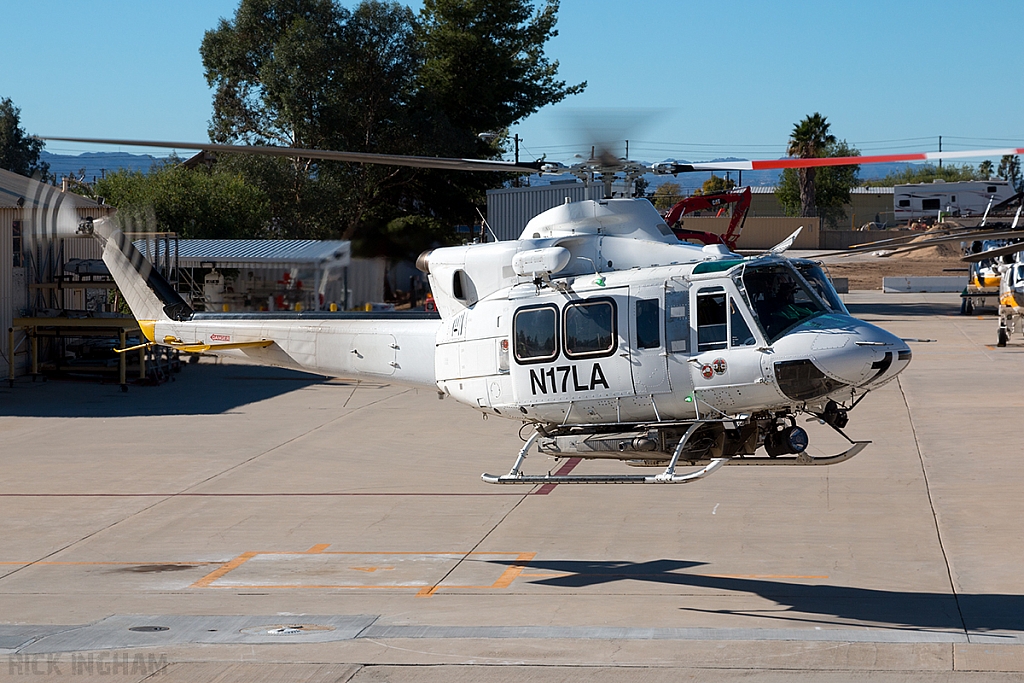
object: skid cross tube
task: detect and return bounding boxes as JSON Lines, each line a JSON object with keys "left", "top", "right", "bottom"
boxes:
{"left": 481, "top": 425, "right": 871, "bottom": 485}
{"left": 482, "top": 421, "right": 729, "bottom": 485}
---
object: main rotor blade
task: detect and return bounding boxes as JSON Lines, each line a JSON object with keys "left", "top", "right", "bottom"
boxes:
{"left": 876, "top": 229, "right": 1024, "bottom": 257}
{"left": 45, "top": 136, "right": 1024, "bottom": 176}
{"left": 675, "top": 146, "right": 1024, "bottom": 173}
{"left": 841, "top": 222, "right": 1019, "bottom": 250}
{"left": 847, "top": 227, "right": 970, "bottom": 249}
{"left": 813, "top": 228, "right": 1024, "bottom": 258}
{"left": 43, "top": 136, "right": 543, "bottom": 173}
{"left": 962, "top": 241, "right": 1024, "bottom": 262}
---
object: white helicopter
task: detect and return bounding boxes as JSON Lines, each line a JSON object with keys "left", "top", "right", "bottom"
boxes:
{"left": 41, "top": 136, "right": 1024, "bottom": 485}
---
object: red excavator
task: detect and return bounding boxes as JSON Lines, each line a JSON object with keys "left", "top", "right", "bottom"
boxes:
{"left": 663, "top": 186, "right": 751, "bottom": 251}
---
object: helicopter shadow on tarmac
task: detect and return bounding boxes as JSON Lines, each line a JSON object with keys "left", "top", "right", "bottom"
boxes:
{"left": 0, "top": 361, "right": 361, "bottom": 418}
{"left": 489, "top": 558, "right": 1024, "bottom": 634}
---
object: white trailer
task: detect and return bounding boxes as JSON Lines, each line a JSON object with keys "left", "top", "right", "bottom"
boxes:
{"left": 894, "top": 179, "right": 1015, "bottom": 221}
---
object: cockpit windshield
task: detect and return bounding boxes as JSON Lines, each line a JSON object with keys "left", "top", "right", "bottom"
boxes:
{"left": 741, "top": 263, "right": 827, "bottom": 343}
{"left": 794, "top": 262, "right": 848, "bottom": 314}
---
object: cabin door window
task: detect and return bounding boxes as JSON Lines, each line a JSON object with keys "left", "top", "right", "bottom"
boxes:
{"left": 513, "top": 305, "right": 559, "bottom": 364}
{"left": 665, "top": 284, "right": 689, "bottom": 354}
{"left": 635, "top": 298, "right": 660, "bottom": 349}
{"left": 696, "top": 287, "right": 728, "bottom": 352}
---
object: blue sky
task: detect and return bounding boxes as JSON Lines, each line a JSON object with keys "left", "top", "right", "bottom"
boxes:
{"left": 4, "top": 1, "right": 1023, "bottom": 165}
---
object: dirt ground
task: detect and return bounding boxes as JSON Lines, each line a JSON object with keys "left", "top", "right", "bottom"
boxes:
{"left": 817, "top": 227, "right": 970, "bottom": 290}
{"left": 823, "top": 253, "right": 967, "bottom": 290}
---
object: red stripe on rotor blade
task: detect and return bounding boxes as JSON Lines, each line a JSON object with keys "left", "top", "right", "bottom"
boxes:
{"left": 750, "top": 153, "right": 929, "bottom": 170}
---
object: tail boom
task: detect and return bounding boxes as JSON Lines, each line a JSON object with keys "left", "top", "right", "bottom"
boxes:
{"left": 153, "top": 314, "right": 440, "bottom": 388}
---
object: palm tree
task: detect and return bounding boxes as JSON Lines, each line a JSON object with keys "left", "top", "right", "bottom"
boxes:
{"left": 787, "top": 113, "right": 836, "bottom": 217}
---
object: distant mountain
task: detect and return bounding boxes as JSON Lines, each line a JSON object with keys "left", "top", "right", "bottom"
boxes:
{"left": 40, "top": 151, "right": 169, "bottom": 182}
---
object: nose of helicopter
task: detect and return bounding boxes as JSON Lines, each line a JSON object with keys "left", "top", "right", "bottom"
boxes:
{"left": 772, "top": 315, "right": 912, "bottom": 399}
{"left": 809, "top": 316, "right": 911, "bottom": 389}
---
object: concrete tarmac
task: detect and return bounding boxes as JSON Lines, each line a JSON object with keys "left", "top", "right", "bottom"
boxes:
{"left": 1, "top": 291, "right": 1023, "bottom": 681}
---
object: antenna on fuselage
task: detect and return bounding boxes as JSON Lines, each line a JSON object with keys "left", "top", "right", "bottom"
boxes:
{"left": 474, "top": 207, "right": 499, "bottom": 242}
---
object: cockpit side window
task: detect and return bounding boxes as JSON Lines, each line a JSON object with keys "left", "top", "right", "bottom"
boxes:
{"left": 696, "top": 287, "right": 728, "bottom": 352}
{"left": 730, "top": 297, "right": 757, "bottom": 347}
{"left": 795, "top": 263, "right": 848, "bottom": 314}
{"left": 742, "top": 263, "right": 826, "bottom": 343}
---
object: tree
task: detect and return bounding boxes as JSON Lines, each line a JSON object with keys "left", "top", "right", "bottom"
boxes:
{"left": 201, "top": 0, "right": 423, "bottom": 242}
{"left": 0, "top": 98, "right": 49, "bottom": 180}
{"left": 693, "top": 174, "right": 735, "bottom": 196}
{"left": 786, "top": 113, "right": 836, "bottom": 217}
{"left": 93, "top": 161, "right": 270, "bottom": 239}
{"left": 872, "top": 163, "right": 984, "bottom": 186}
{"left": 417, "top": 0, "right": 585, "bottom": 135}
{"left": 979, "top": 160, "right": 994, "bottom": 179}
{"left": 200, "top": 0, "right": 584, "bottom": 258}
{"left": 651, "top": 181, "right": 683, "bottom": 210}
{"left": 777, "top": 140, "right": 860, "bottom": 228}
{"left": 998, "top": 155, "right": 1021, "bottom": 192}
{"left": 631, "top": 176, "right": 649, "bottom": 198}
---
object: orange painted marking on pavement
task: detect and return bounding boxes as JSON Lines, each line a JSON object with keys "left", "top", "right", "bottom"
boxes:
{"left": 490, "top": 552, "right": 537, "bottom": 589}
{"left": 190, "top": 548, "right": 539, "bottom": 593}
{"left": 0, "top": 565, "right": 211, "bottom": 569}
{"left": 190, "top": 552, "right": 258, "bottom": 588}
{"left": 349, "top": 566, "right": 394, "bottom": 572}
{"left": 207, "top": 584, "right": 430, "bottom": 590}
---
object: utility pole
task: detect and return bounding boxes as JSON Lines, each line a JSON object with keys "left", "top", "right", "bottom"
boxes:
{"left": 513, "top": 134, "right": 521, "bottom": 188}
{"left": 938, "top": 135, "right": 942, "bottom": 170}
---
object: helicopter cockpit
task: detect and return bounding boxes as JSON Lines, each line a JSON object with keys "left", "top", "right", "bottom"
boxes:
{"left": 738, "top": 261, "right": 830, "bottom": 343}
{"left": 792, "top": 261, "right": 848, "bottom": 314}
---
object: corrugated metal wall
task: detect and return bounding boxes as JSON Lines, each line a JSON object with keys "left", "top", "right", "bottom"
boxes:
{"left": 486, "top": 183, "right": 605, "bottom": 241}
{"left": 348, "top": 257, "right": 385, "bottom": 308}
{"left": 0, "top": 209, "right": 13, "bottom": 371}
{"left": 60, "top": 235, "right": 103, "bottom": 261}
{"left": 1, "top": 204, "right": 113, "bottom": 374}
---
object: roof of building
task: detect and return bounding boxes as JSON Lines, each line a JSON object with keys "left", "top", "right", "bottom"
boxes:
{"left": 0, "top": 167, "right": 105, "bottom": 209}
{"left": 133, "top": 238, "right": 351, "bottom": 269}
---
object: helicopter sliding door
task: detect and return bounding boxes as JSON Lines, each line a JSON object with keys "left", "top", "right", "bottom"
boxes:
{"left": 689, "top": 282, "right": 771, "bottom": 413}
{"left": 630, "top": 284, "right": 670, "bottom": 396}
{"left": 509, "top": 288, "right": 635, "bottom": 423}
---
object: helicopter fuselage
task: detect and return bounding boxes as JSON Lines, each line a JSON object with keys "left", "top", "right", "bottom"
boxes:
{"left": 142, "top": 198, "right": 910, "bottom": 426}
{"left": 108, "top": 198, "right": 911, "bottom": 469}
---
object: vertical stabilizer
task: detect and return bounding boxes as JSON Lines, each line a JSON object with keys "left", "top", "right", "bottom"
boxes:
{"left": 87, "top": 217, "right": 193, "bottom": 330}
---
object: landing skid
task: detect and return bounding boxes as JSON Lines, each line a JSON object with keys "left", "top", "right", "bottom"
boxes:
{"left": 481, "top": 426, "right": 870, "bottom": 485}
